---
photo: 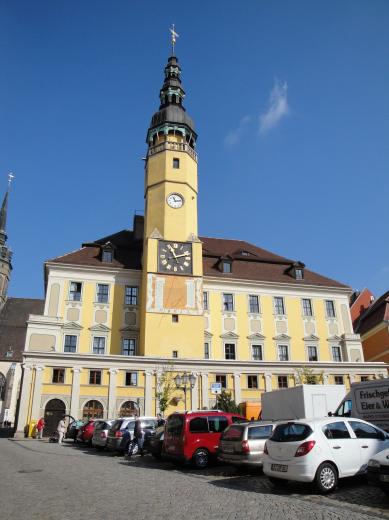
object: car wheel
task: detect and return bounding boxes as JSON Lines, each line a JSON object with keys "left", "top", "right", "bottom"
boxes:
{"left": 315, "top": 462, "right": 338, "bottom": 494}
{"left": 268, "top": 477, "right": 288, "bottom": 487}
{"left": 193, "top": 448, "right": 209, "bottom": 469}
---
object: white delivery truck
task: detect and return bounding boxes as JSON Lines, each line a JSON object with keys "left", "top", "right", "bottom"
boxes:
{"left": 261, "top": 384, "right": 346, "bottom": 421}
{"left": 333, "top": 378, "right": 389, "bottom": 431}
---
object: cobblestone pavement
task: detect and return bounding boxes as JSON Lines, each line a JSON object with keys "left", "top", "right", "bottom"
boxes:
{"left": 2, "top": 438, "right": 389, "bottom": 520}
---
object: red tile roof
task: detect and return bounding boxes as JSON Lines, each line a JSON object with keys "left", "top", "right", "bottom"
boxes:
{"left": 47, "top": 229, "right": 348, "bottom": 289}
{"left": 354, "top": 291, "right": 389, "bottom": 335}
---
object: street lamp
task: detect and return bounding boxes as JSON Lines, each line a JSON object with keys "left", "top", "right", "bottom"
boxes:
{"left": 174, "top": 372, "right": 196, "bottom": 410}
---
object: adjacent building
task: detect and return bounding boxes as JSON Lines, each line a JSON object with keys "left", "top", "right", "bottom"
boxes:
{"left": 352, "top": 290, "right": 389, "bottom": 363}
{"left": 16, "top": 50, "right": 388, "bottom": 435}
{"left": 0, "top": 187, "right": 45, "bottom": 427}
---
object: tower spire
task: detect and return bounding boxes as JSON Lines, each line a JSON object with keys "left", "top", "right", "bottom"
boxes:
{"left": 0, "top": 173, "right": 13, "bottom": 243}
{"left": 146, "top": 36, "right": 197, "bottom": 150}
{"left": 0, "top": 173, "right": 13, "bottom": 310}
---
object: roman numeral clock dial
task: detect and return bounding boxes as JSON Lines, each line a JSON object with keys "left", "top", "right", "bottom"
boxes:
{"left": 158, "top": 241, "right": 193, "bottom": 274}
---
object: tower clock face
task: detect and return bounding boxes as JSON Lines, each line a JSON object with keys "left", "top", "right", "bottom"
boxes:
{"left": 166, "top": 193, "right": 184, "bottom": 209}
{"left": 158, "top": 241, "right": 192, "bottom": 274}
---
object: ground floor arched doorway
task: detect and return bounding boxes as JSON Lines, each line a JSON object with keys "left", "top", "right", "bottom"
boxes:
{"left": 82, "top": 400, "right": 104, "bottom": 420}
{"left": 43, "top": 399, "right": 66, "bottom": 436}
{"left": 119, "top": 400, "right": 138, "bottom": 417}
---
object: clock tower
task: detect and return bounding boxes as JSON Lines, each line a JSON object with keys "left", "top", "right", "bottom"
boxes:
{"left": 139, "top": 48, "right": 204, "bottom": 358}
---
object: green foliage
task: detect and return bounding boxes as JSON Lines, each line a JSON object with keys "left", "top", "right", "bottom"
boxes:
{"left": 155, "top": 363, "right": 176, "bottom": 414}
{"left": 213, "top": 390, "right": 242, "bottom": 414}
{"left": 295, "top": 366, "right": 323, "bottom": 385}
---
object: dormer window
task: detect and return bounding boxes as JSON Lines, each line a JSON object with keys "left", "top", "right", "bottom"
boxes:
{"left": 241, "top": 251, "right": 250, "bottom": 256}
{"left": 102, "top": 249, "right": 113, "bottom": 263}
{"left": 222, "top": 261, "right": 232, "bottom": 274}
{"left": 295, "top": 268, "right": 304, "bottom": 280}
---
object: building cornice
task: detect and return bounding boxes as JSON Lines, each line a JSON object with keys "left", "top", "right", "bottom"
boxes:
{"left": 22, "top": 351, "right": 388, "bottom": 371}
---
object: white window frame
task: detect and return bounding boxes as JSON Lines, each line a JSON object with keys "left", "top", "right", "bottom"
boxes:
{"left": 95, "top": 283, "right": 110, "bottom": 304}
{"left": 306, "top": 344, "right": 319, "bottom": 362}
{"left": 224, "top": 342, "right": 236, "bottom": 360}
{"left": 215, "top": 374, "right": 227, "bottom": 389}
{"left": 301, "top": 298, "right": 313, "bottom": 317}
{"left": 122, "top": 337, "right": 137, "bottom": 356}
{"left": 63, "top": 334, "right": 79, "bottom": 353}
{"left": 204, "top": 341, "right": 211, "bottom": 360}
{"left": 125, "top": 371, "right": 138, "bottom": 387}
{"left": 222, "top": 293, "right": 234, "bottom": 312}
{"left": 92, "top": 336, "right": 106, "bottom": 355}
{"left": 331, "top": 345, "right": 342, "bottom": 362}
{"left": 277, "top": 375, "right": 289, "bottom": 388}
{"left": 248, "top": 294, "right": 260, "bottom": 314}
{"left": 274, "top": 296, "right": 286, "bottom": 316}
{"left": 247, "top": 374, "right": 259, "bottom": 389}
{"left": 69, "top": 281, "right": 83, "bottom": 302}
{"left": 325, "top": 299, "right": 336, "bottom": 318}
{"left": 124, "top": 285, "right": 139, "bottom": 306}
{"left": 203, "top": 291, "right": 209, "bottom": 311}
{"left": 251, "top": 344, "right": 263, "bottom": 361}
{"left": 277, "top": 344, "right": 289, "bottom": 361}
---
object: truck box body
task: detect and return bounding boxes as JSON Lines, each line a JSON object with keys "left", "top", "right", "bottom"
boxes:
{"left": 261, "top": 385, "right": 346, "bottom": 421}
{"left": 335, "top": 379, "right": 389, "bottom": 431}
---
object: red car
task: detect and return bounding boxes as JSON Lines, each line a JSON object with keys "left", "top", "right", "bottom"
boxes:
{"left": 164, "top": 411, "right": 246, "bottom": 468}
{"left": 76, "top": 419, "right": 98, "bottom": 444}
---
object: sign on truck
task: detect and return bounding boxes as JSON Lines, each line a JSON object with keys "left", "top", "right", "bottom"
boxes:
{"left": 334, "top": 379, "right": 389, "bottom": 431}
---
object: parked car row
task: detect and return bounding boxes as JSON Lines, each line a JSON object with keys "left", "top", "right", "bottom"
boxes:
{"left": 67, "top": 411, "right": 389, "bottom": 496}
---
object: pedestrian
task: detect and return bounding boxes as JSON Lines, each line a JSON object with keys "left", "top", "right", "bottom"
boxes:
{"left": 157, "top": 413, "right": 165, "bottom": 427}
{"left": 57, "top": 416, "right": 66, "bottom": 444}
{"left": 36, "top": 417, "right": 45, "bottom": 439}
{"left": 128, "top": 419, "right": 144, "bottom": 457}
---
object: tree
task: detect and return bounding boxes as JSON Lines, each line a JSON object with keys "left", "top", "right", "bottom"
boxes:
{"left": 295, "top": 366, "right": 323, "bottom": 385}
{"left": 155, "top": 363, "right": 176, "bottom": 415}
{"left": 213, "top": 390, "right": 242, "bottom": 414}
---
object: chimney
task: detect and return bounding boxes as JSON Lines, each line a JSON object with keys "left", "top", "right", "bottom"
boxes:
{"left": 133, "top": 214, "right": 144, "bottom": 241}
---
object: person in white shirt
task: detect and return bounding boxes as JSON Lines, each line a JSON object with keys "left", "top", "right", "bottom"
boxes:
{"left": 57, "top": 417, "right": 66, "bottom": 444}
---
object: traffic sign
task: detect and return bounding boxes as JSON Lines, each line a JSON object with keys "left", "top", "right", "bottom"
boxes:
{"left": 211, "top": 382, "right": 222, "bottom": 395}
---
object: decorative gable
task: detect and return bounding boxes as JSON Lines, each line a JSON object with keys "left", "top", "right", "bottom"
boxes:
{"left": 220, "top": 331, "right": 239, "bottom": 340}
{"left": 303, "top": 334, "right": 320, "bottom": 342}
{"left": 63, "top": 322, "right": 83, "bottom": 331}
{"left": 89, "top": 324, "right": 111, "bottom": 332}
{"left": 247, "top": 333, "right": 266, "bottom": 340}
{"left": 273, "top": 333, "right": 291, "bottom": 341}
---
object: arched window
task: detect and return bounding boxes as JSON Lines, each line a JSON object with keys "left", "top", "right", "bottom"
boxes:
{"left": 119, "top": 400, "right": 138, "bottom": 417}
{"left": 82, "top": 400, "right": 104, "bottom": 419}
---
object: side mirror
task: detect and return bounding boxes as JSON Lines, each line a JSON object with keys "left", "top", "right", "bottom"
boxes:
{"left": 328, "top": 411, "right": 333, "bottom": 417}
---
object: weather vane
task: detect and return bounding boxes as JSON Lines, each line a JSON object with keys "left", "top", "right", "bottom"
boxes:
{"left": 170, "top": 24, "right": 179, "bottom": 55}
{"left": 8, "top": 172, "right": 14, "bottom": 188}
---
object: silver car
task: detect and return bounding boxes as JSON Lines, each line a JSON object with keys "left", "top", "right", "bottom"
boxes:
{"left": 91, "top": 420, "right": 114, "bottom": 450}
{"left": 218, "top": 421, "right": 275, "bottom": 466}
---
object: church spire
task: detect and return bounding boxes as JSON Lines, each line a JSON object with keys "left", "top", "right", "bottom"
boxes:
{"left": 0, "top": 174, "right": 13, "bottom": 310}
{"left": 0, "top": 173, "right": 13, "bottom": 245}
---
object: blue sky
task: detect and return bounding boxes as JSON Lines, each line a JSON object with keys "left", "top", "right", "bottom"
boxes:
{"left": 1, "top": 0, "right": 388, "bottom": 299}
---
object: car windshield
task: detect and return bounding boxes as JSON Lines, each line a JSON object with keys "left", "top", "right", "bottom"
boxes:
{"left": 271, "top": 423, "right": 312, "bottom": 442}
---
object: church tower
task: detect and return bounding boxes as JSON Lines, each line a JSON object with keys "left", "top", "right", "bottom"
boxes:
{"left": 0, "top": 180, "right": 13, "bottom": 311}
{"left": 139, "top": 39, "right": 204, "bottom": 358}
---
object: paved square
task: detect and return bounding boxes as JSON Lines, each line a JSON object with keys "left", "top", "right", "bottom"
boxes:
{"left": 1, "top": 438, "right": 389, "bottom": 520}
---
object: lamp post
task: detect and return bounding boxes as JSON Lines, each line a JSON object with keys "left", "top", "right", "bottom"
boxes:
{"left": 174, "top": 372, "right": 196, "bottom": 410}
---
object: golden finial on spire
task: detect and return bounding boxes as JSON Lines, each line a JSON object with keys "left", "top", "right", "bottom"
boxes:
{"left": 169, "top": 24, "right": 179, "bottom": 55}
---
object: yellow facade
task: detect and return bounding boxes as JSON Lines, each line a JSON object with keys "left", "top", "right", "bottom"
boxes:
{"left": 15, "top": 51, "right": 388, "bottom": 437}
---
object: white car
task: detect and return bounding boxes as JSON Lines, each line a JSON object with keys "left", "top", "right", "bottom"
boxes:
{"left": 367, "top": 447, "right": 389, "bottom": 495}
{"left": 263, "top": 417, "right": 389, "bottom": 493}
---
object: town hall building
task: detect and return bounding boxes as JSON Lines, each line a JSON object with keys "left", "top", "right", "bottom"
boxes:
{"left": 16, "top": 45, "right": 387, "bottom": 435}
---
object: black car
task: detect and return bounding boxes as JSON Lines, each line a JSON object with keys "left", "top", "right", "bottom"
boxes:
{"left": 149, "top": 425, "right": 165, "bottom": 459}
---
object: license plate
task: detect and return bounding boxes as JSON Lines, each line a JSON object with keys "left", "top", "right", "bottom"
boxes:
{"left": 223, "top": 446, "right": 234, "bottom": 453}
{"left": 271, "top": 464, "right": 288, "bottom": 472}
{"left": 380, "top": 474, "right": 389, "bottom": 482}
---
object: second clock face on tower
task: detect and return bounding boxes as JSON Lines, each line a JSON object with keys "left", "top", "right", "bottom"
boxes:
{"left": 158, "top": 241, "right": 193, "bottom": 274}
